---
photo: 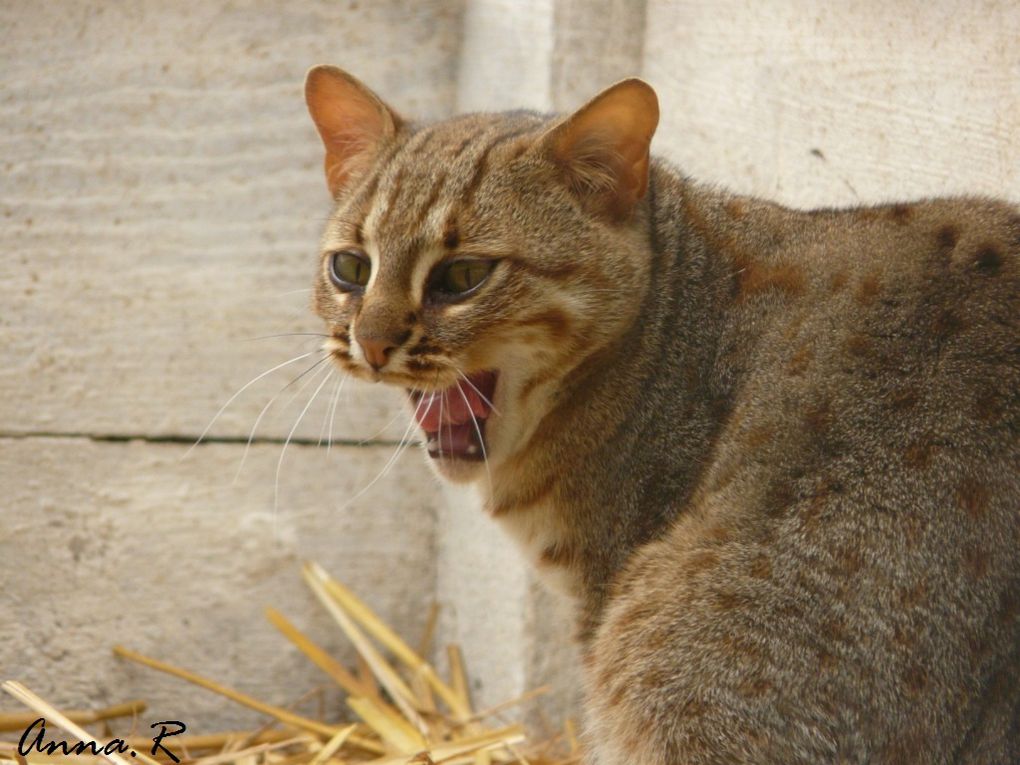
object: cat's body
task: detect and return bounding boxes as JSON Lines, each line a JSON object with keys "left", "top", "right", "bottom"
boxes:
{"left": 304, "top": 68, "right": 1020, "bottom": 764}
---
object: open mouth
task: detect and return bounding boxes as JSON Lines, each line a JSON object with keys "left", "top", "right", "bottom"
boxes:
{"left": 409, "top": 371, "right": 497, "bottom": 461}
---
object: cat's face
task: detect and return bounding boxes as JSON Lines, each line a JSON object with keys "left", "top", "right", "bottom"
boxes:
{"left": 306, "top": 67, "right": 658, "bottom": 483}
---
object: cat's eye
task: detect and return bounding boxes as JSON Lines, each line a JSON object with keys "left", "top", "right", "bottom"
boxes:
{"left": 432, "top": 259, "right": 496, "bottom": 299}
{"left": 329, "top": 250, "right": 371, "bottom": 290}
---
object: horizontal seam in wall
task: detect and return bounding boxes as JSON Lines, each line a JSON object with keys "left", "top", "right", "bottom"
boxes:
{"left": 0, "top": 431, "right": 412, "bottom": 448}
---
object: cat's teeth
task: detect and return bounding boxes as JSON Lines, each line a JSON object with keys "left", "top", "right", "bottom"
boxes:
{"left": 466, "top": 444, "right": 479, "bottom": 456}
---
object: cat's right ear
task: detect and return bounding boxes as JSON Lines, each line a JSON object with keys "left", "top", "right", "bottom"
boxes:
{"left": 305, "top": 66, "right": 402, "bottom": 197}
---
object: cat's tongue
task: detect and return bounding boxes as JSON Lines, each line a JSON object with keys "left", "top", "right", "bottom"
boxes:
{"left": 413, "top": 371, "right": 496, "bottom": 433}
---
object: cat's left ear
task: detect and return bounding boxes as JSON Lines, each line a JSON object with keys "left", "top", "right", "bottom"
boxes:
{"left": 540, "top": 78, "right": 659, "bottom": 221}
{"left": 305, "top": 65, "right": 403, "bottom": 197}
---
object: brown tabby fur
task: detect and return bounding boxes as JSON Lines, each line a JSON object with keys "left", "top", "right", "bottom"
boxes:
{"left": 305, "top": 67, "right": 1020, "bottom": 764}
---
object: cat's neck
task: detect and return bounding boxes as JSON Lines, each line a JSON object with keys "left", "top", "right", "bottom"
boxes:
{"left": 482, "top": 161, "right": 778, "bottom": 635}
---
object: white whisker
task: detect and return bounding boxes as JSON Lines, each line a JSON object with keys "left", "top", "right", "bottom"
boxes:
{"left": 275, "top": 366, "right": 334, "bottom": 512}
{"left": 324, "top": 374, "right": 348, "bottom": 455}
{"left": 456, "top": 370, "right": 501, "bottom": 416}
{"left": 245, "top": 333, "right": 331, "bottom": 342}
{"left": 454, "top": 381, "right": 493, "bottom": 494}
{"left": 184, "top": 348, "right": 321, "bottom": 459}
{"left": 439, "top": 389, "right": 446, "bottom": 458}
{"left": 337, "top": 396, "right": 425, "bottom": 513}
{"left": 355, "top": 401, "right": 414, "bottom": 446}
{"left": 233, "top": 355, "right": 330, "bottom": 483}
{"left": 319, "top": 375, "right": 343, "bottom": 447}
{"left": 280, "top": 354, "right": 334, "bottom": 411}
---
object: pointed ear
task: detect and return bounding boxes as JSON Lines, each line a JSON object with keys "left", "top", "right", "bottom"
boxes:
{"left": 305, "top": 65, "right": 402, "bottom": 197}
{"left": 542, "top": 78, "right": 659, "bottom": 221}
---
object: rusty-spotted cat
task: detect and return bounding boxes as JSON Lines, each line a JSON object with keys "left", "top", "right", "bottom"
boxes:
{"left": 304, "top": 66, "right": 1019, "bottom": 764}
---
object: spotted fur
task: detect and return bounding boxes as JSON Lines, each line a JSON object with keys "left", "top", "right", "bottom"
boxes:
{"left": 306, "top": 68, "right": 1020, "bottom": 764}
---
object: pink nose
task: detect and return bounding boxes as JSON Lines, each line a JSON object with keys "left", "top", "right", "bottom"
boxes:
{"left": 358, "top": 337, "right": 396, "bottom": 370}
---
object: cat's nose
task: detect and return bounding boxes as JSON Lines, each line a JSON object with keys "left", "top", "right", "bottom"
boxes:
{"left": 357, "top": 336, "right": 397, "bottom": 371}
{"left": 354, "top": 301, "right": 409, "bottom": 371}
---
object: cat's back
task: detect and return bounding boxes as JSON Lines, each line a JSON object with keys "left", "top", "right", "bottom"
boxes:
{"left": 793, "top": 195, "right": 1019, "bottom": 336}
{"left": 747, "top": 194, "right": 1019, "bottom": 446}
{"left": 760, "top": 196, "right": 1019, "bottom": 492}
{"left": 586, "top": 192, "right": 1020, "bottom": 765}
{"left": 700, "top": 193, "right": 1020, "bottom": 457}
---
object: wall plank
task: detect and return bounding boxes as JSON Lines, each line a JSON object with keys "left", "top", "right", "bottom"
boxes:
{"left": 0, "top": 436, "right": 439, "bottom": 730}
{"left": 0, "top": 0, "right": 463, "bottom": 441}
{"left": 643, "top": 0, "right": 1019, "bottom": 207}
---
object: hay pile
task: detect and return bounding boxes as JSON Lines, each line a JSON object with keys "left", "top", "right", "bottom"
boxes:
{"left": 1, "top": 563, "right": 576, "bottom": 765}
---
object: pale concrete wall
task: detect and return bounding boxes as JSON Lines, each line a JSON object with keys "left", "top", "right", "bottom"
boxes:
{"left": 642, "top": 0, "right": 1020, "bottom": 206}
{"left": 2, "top": 0, "right": 1017, "bottom": 738}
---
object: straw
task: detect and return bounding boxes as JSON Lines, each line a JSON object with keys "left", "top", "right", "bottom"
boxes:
{"left": 1, "top": 562, "right": 565, "bottom": 765}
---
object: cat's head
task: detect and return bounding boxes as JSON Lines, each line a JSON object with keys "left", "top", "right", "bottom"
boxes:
{"left": 305, "top": 66, "right": 659, "bottom": 483}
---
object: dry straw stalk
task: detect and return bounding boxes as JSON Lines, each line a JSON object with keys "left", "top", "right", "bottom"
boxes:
{"left": 1, "top": 562, "right": 575, "bottom": 765}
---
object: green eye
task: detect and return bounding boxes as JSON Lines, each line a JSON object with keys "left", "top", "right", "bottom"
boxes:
{"left": 329, "top": 250, "right": 371, "bottom": 290}
{"left": 436, "top": 259, "right": 496, "bottom": 297}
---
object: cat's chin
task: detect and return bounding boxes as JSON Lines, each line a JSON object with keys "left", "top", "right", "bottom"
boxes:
{"left": 424, "top": 452, "right": 489, "bottom": 483}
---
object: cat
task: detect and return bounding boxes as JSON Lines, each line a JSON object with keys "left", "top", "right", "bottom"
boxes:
{"left": 303, "top": 65, "right": 1019, "bottom": 764}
